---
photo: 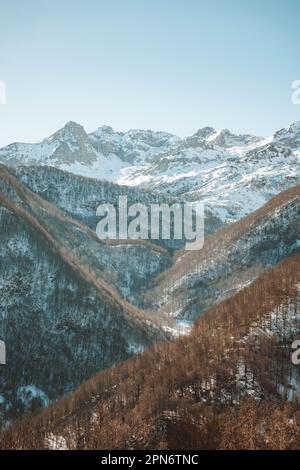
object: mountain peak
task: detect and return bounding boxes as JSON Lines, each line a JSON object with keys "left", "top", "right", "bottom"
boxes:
{"left": 64, "top": 120, "right": 83, "bottom": 129}
{"left": 272, "top": 121, "right": 300, "bottom": 149}
{"left": 193, "top": 126, "right": 216, "bottom": 139}
{"left": 58, "top": 121, "right": 86, "bottom": 135}
{"left": 207, "top": 128, "right": 261, "bottom": 148}
{"left": 47, "top": 121, "right": 87, "bottom": 143}
{"left": 92, "top": 125, "right": 115, "bottom": 137}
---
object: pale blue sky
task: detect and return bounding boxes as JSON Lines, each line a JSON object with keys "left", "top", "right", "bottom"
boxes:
{"left": 0, "top": 0, "right": 299, "bottom": 146}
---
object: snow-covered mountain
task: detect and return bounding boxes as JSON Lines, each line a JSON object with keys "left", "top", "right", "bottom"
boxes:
{"left": 1, "top": 162, "right": 300, "bottom": 430}
{"left": 1, "top": 121, "right": 299, "bottom": 223}
{"left": 1, "top": 121, "right": 300, "bottom": 444}
{"left": 0, "top": 121, "right": 178, "bottom": 179}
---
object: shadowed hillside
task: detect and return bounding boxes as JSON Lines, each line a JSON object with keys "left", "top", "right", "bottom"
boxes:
{"left": 0, "top": 166, "right": 168, "bottom": 423}
{"left": 2, "top": 251, "right": 300, "bottom": 449}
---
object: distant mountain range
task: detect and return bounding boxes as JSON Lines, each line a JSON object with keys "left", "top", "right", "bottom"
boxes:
{"left": 1, "top": 121, "right": 300, "bottom": 224}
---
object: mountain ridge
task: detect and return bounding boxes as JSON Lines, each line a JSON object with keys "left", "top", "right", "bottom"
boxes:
{"left": 145, "top": 182, "right": 300, "bottom": 321}
{"left": 1, "top": 121, "right": 299, "bottom": 224}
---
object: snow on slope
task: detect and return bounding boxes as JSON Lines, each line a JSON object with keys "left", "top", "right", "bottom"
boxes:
{"left": 0, "top": 121, "right": 299, "bottom": 223}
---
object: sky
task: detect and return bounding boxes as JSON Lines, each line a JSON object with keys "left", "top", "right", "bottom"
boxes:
{"left": 0, "top": 0, "right": 300, "bottom": 147}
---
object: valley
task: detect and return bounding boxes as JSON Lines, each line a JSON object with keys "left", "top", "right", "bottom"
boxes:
{"left": 0, "top": 120, "right": 300, "bottom": 448}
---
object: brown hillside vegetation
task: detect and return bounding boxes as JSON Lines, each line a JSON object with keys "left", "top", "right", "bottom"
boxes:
{"left": 2, "top": 251, "right": 300, "bottom": 450}
{"left": 145, "top": 182, "right": 300, "bottom": 320}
